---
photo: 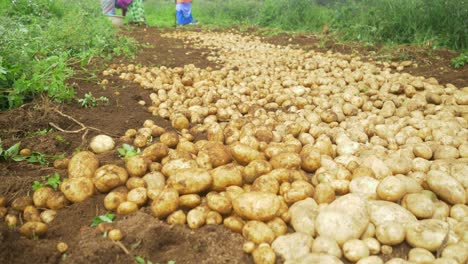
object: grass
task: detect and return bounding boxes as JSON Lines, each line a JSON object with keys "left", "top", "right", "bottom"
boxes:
{"left": 143, "top": 0, "right": 467, "bottom": 51}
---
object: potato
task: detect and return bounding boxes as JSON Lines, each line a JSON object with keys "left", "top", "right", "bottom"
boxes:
{"left": 127, "top": 187, "right": 147, "bottom": 207}
{"left": 230, "top": 143, "right": 265, "bottom": 165}
{"left": 252, "top": 175, "right": 279, "bottom": 194}
{"left": 167, "top": 168, "right": 212, "bottom": 194}
{"left": 367, "top": 200, "right": 417, "bottom": 227}
{"left": 427, "top": 170, "right": 466, "bottom": 205}
{"left": 272, "top": 232, "right": 313, "bottom": 261}
{"left": 161, "top": 158, "right": 198, "bottom": 177}
{"left": 441, "top": 243, "right": 468, "bottom": 264}
{"left": 311, "top": 236, "right": 342, "bottom": 258}
{"left": 199, "top": 142, "right": 232, "bottom": 168}
{"left": 266, "top": 169, "right": 291, "bottom": 183}
{"left": 206, "top": 192, "right": 232, "bottom": 215}
{"left": 141, "top": 143, "right": 169, "bottom": 162}
{"left": 413, "top": 143, "right": 433, "bottom": 160}
{"left": 408, "top": 248, "right": 435, "bottom": 263}
{"left": 89, "top": 135, "right": 115, "bottom": 153}
{"left": 60, "top": 177, "right": 94, "bottom": 203}
{"left": 433, "top": 145, "right": 459, "bottom": 160}
{"left": 53, "top": 158, "right": 70, "bottom": 170}
{"left": 19, "top": 221, "right": 48, "bottom": 238}
{"left": 223, "top": 216, "right": 245, "bottom": 233}
{"left": 342, "top": 239, "right": 369, "bottom": 262}
{"left": 23, "top": 205, "right": 41, "bottom": 222}
{"left": 360, "top": 223, "right": 376, "bottom": 239}
{"left": 0, "top": 207, "right": 7, "bottom": 219}
{"left": 242, "top": 220, "right": 275, "bottom": 244}
{"left": 376, "top": 222, "right": 405, "bottom": 246}
{"left": 377, "top": 176, "right": 406, "bottom": 202}
{"left": 93, "top": 165, "right": 128, "bottom": 193}
{"left": 232, "top": 192, "right": 280, "bottom": 221}
{"left": 313, "top": 183, "right": 335, "bottom": 204}
{"left": 210, "top": 164, "right": 243, "bottom": 191}
{"left": 267, "top": 217, "right": 287, "bottom": 237}
{"left": 117, "top": 201, "right": 138, "bottom": 215}
{"left": 287, "top": 253, "right": 343, "bottom": 264}
{"left": 349, "top": 176, "right": 379, "bottom": 200}
{"left": 243, "top": 241, "right": 256, "bottom": 254}
{"left": 284, "top": 180, "right": 314, "bottom": 204}
{"left": 288, "top": 198, "right": 318, "bottom": 236}
{"left": 206, "top": 211, "right": 223, "bottom": 225}
{"left": 401, "top": 193, "right": 434, "bottom": 219}
{"left": 300, "top": 149, "right": 321, "bottom": 173}
{"left": 179, "top": 194, "right": 201, "bottom": 208}
{"left": 108, "top": 229, "right": 124, "bottom": 241}
{"left": 450, "top": 204, "right": 468, "bottom": 222}
{"left": 33, "top": 187, "right": 54, "bottom": 208}
{"left": 363, "top": 237, "right": 380, "bottom": 255}
{"left": 142, "top": 171, "right": 165, "bottom": 191}
{"left": 405, "top": 219, "right": 449, "bottom": 251}
{"left": 252, "top": 245, "right": 276, "bottom": 264}
{"left": 243, "top": 160, "right": 273, "bottom": 184}
{"left": 126, "top": 177, "right": 146, "bottom": 189}
{"left": 40, "top": 210, "right": 57, "bottom": 224}
{"left": 357, "top": 256, "right": 383, "bottom": 264}
{"left": 187, "top": 206, "right": 208, "bottom": 229}
{"left": 68, "top": 151, "right": 99, "bottom": 178}
{"left": 125, "top": 156, "right": 149, "bottom": 177}
{"left": 56, "top": 242, "right": 69, "bottom": 253}
{"left": 160, "top": 131, "right": 179, "bottom": 148}
{"left": 270, "top": 152, "right": 301, "bottom": 169}
{"left": 5, "top": 214, "right": 18, "bottom": 228}
{"left": 150, "top": 188, "right": 179, "bottom": 218}
{"left": 11, "top": 196, "right": 33, "bottom": 211}
{"left": 46, "top": 191, "right": 70, "bottom": 210}
{"left": 167, "top": 210, "right": 186, "bottom": 225}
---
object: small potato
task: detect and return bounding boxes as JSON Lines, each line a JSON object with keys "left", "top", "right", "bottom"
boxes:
{"left": 223, "top": 216, "right": 245, "bottom": 233}
{"left": 141, "top": 143, "right": 169, "bottom": 162}
{"left": 243, "top": 241, "right": 256, "bottom": 254}
{"left": 117, "top": 201, "right": 138, "bottom": 215}
{"left": 230, "top": 143, "right": 265, "bottom": 166}
{"left": 168, "top": 168, "right": 212, "bottom": 194}
{"left": 357, "top": 256, "right": 383, "bottom": 264}
{"left": 93, "top": 164, "right": 128, "bottom": 193}
{"left": 252, "top": 245, "right": 276, "bottom": 264}
{"left": 343, "top": 239, "right": 369, "bottom": 262}
{"left": 376, "top": 222, "right": 405, "bottom": 246}
{"left": 126, "top": 177, "right": 146, "bottom": 190}
{"left": 401, "top": 193, "right": 434, "bottom": 219}
{"left": 19, "top": 221, "right": 48, "bottom": 238}
{"left": 408, "top": 248, "right": 435, "bottom": 263}
{"left": 284, "top": 180, "right": 314, "bottom": 204}
{"left": 252, "top": 175, "right": 279, "bottom": 194}
{"left": 267, "top": 217, "right": 287, "bottom": 237}
{"left": 5, "top": 214, "right": 18, "bottom": 228}
{"left": 161, "top": 158, "right": 198, "bottom": 177}
{"left": 68, "top": 151, "right": 99, "bottom": 178}
{"left": 150, "top": 188, "right": 179, "bottom": 219}
{"left": 270, "top": 152, "right": 301, "bottom": 169}
{"left": 206, "top": 211, "right": 223, "bottom": 225}
{"left": 311, "top": 236, "right": 342, "bottom": 258}
{"left": 179, "top": 194, "right": 201, "bottom": 208}
{"left": 242, "top": 220, "right": 275, "bottom": 244}
{"left": 60, "top": 177, "right": 94, "bottom": 203}
{"left": 108, "top": 229, "right": 124, "bottom": 241}
{"left": 53, "top": 158, "right": 70, "bottom": 170}
{"left": 313, "top": 183, "right": 335, "bottom": 204}
{"left": 160, "top": 131, "right": 179, "bottom": 148}
{"left": 232, "top": 192, "right": 280, "bottom": 221}
{"left": 97, "top": 222, "right": 113, "bottom": 234}
{"left": 142, "top": 171, "right": 165, "bottom": 191}
{"left": 377, "top": 176, "right": 406, "bottom": 202}
{"left": 206, "top": 192, "right": 232, "bottom": 215}
{"left": 46, "top": 191, "right": 70, "bottom": 210}
{"left": 40, "top": 210, "right": 57, "bottom": 224}
{"left": 187, "top": 206, "right": 208, "bottom": 229}
{"left": 23, "top": 205, "right": 41, "bottom": 222}
{"left": 11, "top": 196, "right": 33, "bottom": 211}
{"left": 243, "top": 160, "right": 273, "bottom": 184}
{"left": 210, "top": 164, "right": 243, "bottom": 191}
{"left": 199, "top": 142, "right": 232, "bottom": 168}
{"left": 167, "top": 210, "right": 186, "bottom": 225}
{"left": 33, "top": 187, "right": 54, "bottom": 208}
{"left": 127, "top": 187, "right": 147, "bottom": 207}
{"left": 450, "top": 204, "right": 468, "bottom": 222}
{"left": 363, "top": 237, "right": 380, "bottom": 255}
{"left": 125, "top": 156, "right": 149, "bottom": 177}
{"left": 56, "top": 242, "right": 69, "bottom": 253}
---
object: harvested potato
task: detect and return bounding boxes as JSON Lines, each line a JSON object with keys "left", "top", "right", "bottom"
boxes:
{"left": 210, "top": 164, "right": 243, "bottom": 191}
{"left": 89, "top": 135, "right": 115, "bottom": 153}
{"left": 93, "top": 164, "right": 128, "bottom": 193}
{"left": 408, "top": 248, "right": 435, "bottom": 263}
{"left": 313, "top": 183, "right": 335, "bottom": 204}
{"left": 242, "top": 220, "right": 276, "bottom": 244}
{"left": 252, "top": 175, "right": 279, "bottom": 194}
{"left": 126, "top": 177, "right": 146, "bottom": 189}
{"left": 427, "top": 170, "right": 466, "bottom": 205}
{"left": 206, "top": 192, "right": 232, "bottom": 215}
{"left": 46, "top": 191, "right": 70, "bottom": 210}
{"left": 19, "top": 221, "right": 48, "bottom": 238}
{"left": 60, "top": 177, "right": 94, "bottom": 203}
{"left": 363, "top": 237, "right": 380, "bottom": 255}
{"left": 243, "top": 160, "right": 273, "bottom": 184}
{"left": 150, "top": 188, "right": 179, "bottom": 218}
{"left": 270, "top": 152, "right": 301, "bottom": 169}
{"left": 141, "top": 143, "right": 169, "bottom": 162}
{"left": 127, "top": 187, "right": 147, "bottom": 207}
{"left": 142, "top": 171, "right": 165, "bottom": 191}
{"left": 342, "top": 239, "right": 369, "bottom": 262}
{"left": 199, "top": 142, "right": 232, "bottom": 168}
{"left": 68, "top": 151, "right": 99, "bottom": 178}
{"left": 108, "top": 229, "right": 124, "bottom": 241}
{"left": 289, "top": 198, "right": 318, "bottom": 236}
{"left": 405, "top": 219, "right": 449, "bottom": 251}
{"left": 349, "top": 176, "right": 379, "bottom": 199}
{"left": 161, "top": 158, "right": 198, "bottom": 177}
{"left": 376, "top": 222, "right": 405, "bottom": 246}
{"left": 367, "top": 200, "right": 417, "bottom": 227}
{"left": 167, "top": 210, "right": 187, "bottom": 225}
{"left": 441, "top": 242, "right": 468, "bottom": 264}
{"left": 56, "top": 242, "right": 69, "bottom": 253}
{"left": 23, "top": 205, "right": 41, "bottom": 222}
{"left": 125, "top": 156, "right": 149, "bottom": 177}
{"left": 243, "top": 241, "right": 256, "bottom": 254}
{"left": 187, "top": 206, "right": 208, "bottom": 229}
{"left": 168, "top": 168, "right": 212, "bottom": 194}
{"left": 450, "top": 204, "right": 468, "bottom": 222}
{"left": 272, "top": 232, "right": 313, "bottom": 261}
{"left": 11, "top": 196, "right": 33, "bottom": 211}
{"left": 267, "top": 217, "right": 287, "bottom": 237}
{"left": 117, "top": 201, "right": 138, "bottom": 215}
{"left": 252, "top": 245, "right": 276, "bottom": 264}
{"left": 300, "top": 149, "right": 321, "bottom": 172}
{"left": 33, "top": 187, "right": 54, "bottom": 208}
{"left": 356, "top": 256, "right": 383, "bottom": 264}
{"left": 223, "top": 215, "right": 245, "bottom": 233}
{"left": 284, "top": 180, "right": 314, "bottom": 204}
{"left": 40, "top": 210, "right": 57, "bottom": 224}
{"left": 160, "top": 131, "right": 179, "bottom": 148}
{"left": 311, "top": 236, "right": 342, "bottom": 258}
{"left": 5, "top": 214, "right": 18, "bottom": 228}
{"left": 179, "top": 194, "right": 201, "bottom": 208}
{"left": 206, "top": 211, "right": 223, "bottom": 225}
{"left": 377, "top": 176, "right": 407, "bottom": 201}
{"left": 53, "top": 158, "right": 70, "bottom": 170}
{"left": 232, "top": 192, "right": 280, "bottom": 221}
{"left": 401, "top": 193, "right": 434, "bottom": 219}
{"left": 230, "top": 143, "right": 265, "bottom": 165}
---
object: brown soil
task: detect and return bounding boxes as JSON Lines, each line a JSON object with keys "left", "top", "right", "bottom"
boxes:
{"left": 0, "top": 27, "right": 466, "bottom": 264}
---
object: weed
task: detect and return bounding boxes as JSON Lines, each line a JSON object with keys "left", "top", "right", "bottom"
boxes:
{"left": 26, "top": 128, "right": 55, "bottom": 138}
{"left": 55, "top": 135, "right": 70, "bottom": 145}
{"left": 32, "top": 172, "right": 62, "bottom": 191}
{"left": 451, "top": 53, "right": 468, "bottom": 69}
{"left": 117, "top": 144, "right": 141, "bottom": 159}
{"left": 78, "top": 92, "right": 109, "bottom": 108}
{"left": 90, "top": 213, "right": 116, "bottom": 228}
{"left": 0, "top": 140, "right": 64, "bottom": 165}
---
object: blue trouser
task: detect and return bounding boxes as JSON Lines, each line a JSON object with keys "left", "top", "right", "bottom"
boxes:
{"left": 176, "top": 3, "right": 194, "bottom": 25}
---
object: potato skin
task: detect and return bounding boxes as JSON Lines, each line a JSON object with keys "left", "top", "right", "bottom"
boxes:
{"left": 232, "top": 192, "right": 280, "bottom": 221}
{"left": 242, "top": 220, "right": 276, "bottom": 244}
{"left": 125, "top": 156, "right": 149, "bottom": 178}
{"left": 46, "top": 191, "right": 70, "bottom": 210}
{"left": 150, "top": 188, "right": 179, "bottom": 219}
{"left": 142, "top": 143, "right": 169, "bottom": 162}
{"left": 33, "top": 187, "right": 54, "bottom": 208}
{"left": 19, "top": 221, "right": 48, "bottom": 238}
{"left": 210, "top": 164, "right": 243, "bottom": 191}
{"left": 93, "top": 165, "right": 128, "bottom": 193}
{"left": 167, "top": 168, "right": 212, "bottom": 194}
{"left": 68, "top": 151, "right": 99, "bottom": 178}
{"left": 60, "top": 177, "right": 95, "bottom": 203}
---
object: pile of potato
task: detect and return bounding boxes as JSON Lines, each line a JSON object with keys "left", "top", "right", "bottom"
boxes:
{"left": 3, "top": 31, "right": 468, "bottom": 263}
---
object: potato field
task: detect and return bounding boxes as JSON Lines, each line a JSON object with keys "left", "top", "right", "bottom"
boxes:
{"left": 0, "top": 26, "right": 467, "bottom": 264}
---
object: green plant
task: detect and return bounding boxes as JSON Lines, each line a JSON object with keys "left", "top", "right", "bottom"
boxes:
{"left": 55, "top": 135, "right": 70, "bottom": 145}
{"left": 32, "top": 172, "right": 62, "bottom": 191}
{"left": 117, "top": 144, "right": 141, "bottom": 159}
{"left": 451, "top": 53, "right": 468, "bottom": 69}
{"left": 90, "top": 213, "right": 116, "bottom": 227}
{"left": 0, "top": 140, "right": 64, "bottom": 165}
{"left": 135, "top": 256, "right": 153, "bottom": 264}
{"left": 26, "top": 128, "right": 55, "bottom": 138}
{"left": 78, "top": 92, "right": 109, "bottom": 108}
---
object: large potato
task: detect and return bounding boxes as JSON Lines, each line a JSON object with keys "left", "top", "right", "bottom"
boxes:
{"left": 19, "top": 221, "right": 48, "bottom": 238}
{"left": 232, "top": 192, "right": 280, "bottom": 221}
{"left": 367, "top": 200, "right": 417, "bottom": 227}
{"left": 401, "top": 193, "right": 434, "bottom": 219}
{"left": 89, "top": 135, "right": 115, "bottom": 154}
{"left": 68, "top": 151, "right": 99, "bottom": 178}
{"left": 46, "top": 191, "right": 70, "bottom": 210}
{"left": 311, "top": 236, "right": 342, "bottom": 258}
{"left": 93, "top": 164, "right": 128, "bottom": 193}
{"left": 405, "top": 219, "right": 449, "bottom": 252}
{"left": 187, "top": 206, "right": 208, "bottom": 229}
{"left": 125, "top": 156, "right": 149, "bottom": 177}
{"left": 289, "top": 198, "right": 319, "bottom": 236}
{"left": 33, "top": 187, "right": 54, "bottom": 208}
{"left": 141, "top": 143, "right": 169, "bottom": 162}
{"left": 150, "top": 188, "right": 179, "bottom": 218}
{"left": 242, "top": 220, "right": 276, "bottom": 244}
{"left": 210, "top": 164, "right": 243, "bottom": 191}
{"left": 243, "top": 160, "right": 273, "bottom": 184}
{"left": 161, "top": 158, "right": 198, "bottom": 177}
{"left": 23, "top": 205, "right": 41, "bottom": 222}
{"left": 230, "top": 143, "right": 265, "bottom": 165}
{"left": 252, "top": 175, "right": 279, "bottom": 194}
{"left": 349, "top": 176, "right": 379, "bottom": 200}
{"left": 375, "top": 222, "right": 405, "bottom": 246}
{"left": 167, "top": 168, "right": 212, "bottom": 194}
{"left": 272, "top": 232, "right": 313, "bottom": 261}
{"left": 206, "top": 192, "right": 232, "bottom": 215}
{"left": 198, "top": 142, "right": 232, "bottom": 168}
{"left": 427, "top": 170, "right": 466, "bottom": 205}
{"left": 270, "top": 152, "right": 301, "bottom": 169}
{"left": 284, "top": 180, "right": 314, "bottom": 204}
{"left": 142, "top": 171, "right": 165, "bottom": 191}
{"left": 252, "top": 245, "right": 276, "bottom": 264}
{"left": 104, "top": 191, "right": 126, "bottom": 211}
{"left": 60, "top": 177, "right": 94, "bottom": 203}
{"left": 223, "top": 216, "right": 245, "bottom": 233}
{"left": 408, "top": 248, "right": 435, "bottom": 264}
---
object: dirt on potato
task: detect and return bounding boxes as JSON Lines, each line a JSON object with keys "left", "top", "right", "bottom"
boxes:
{"left": 0, "top": 27, "right": 466, "bottom": 264}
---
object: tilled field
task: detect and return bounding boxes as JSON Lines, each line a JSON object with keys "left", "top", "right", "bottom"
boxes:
{"left": 0, "top": 28, "right": 467, "bottom": 264}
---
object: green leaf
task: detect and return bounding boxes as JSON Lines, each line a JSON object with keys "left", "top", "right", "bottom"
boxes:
{"left": 90, "top": 213, "right": 115, "bottom": 227}
{"left": 135, "top": 256, "right": 146, "bottom": 264}
{"left": 4, "top": 142, "right": 21, "bottom": 159}
{"left": 167, "top": 261, "right": 175, "bottom": 264}
{"left": 32, "top": 181, "right": 45, "bottom": 191}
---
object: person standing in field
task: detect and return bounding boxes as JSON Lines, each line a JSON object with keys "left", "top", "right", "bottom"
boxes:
{"left": 176, "top": 0, "right": 197, "bottom": 25}
{"left": 118, "top": 0, "right": 147, "bottom": 25}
